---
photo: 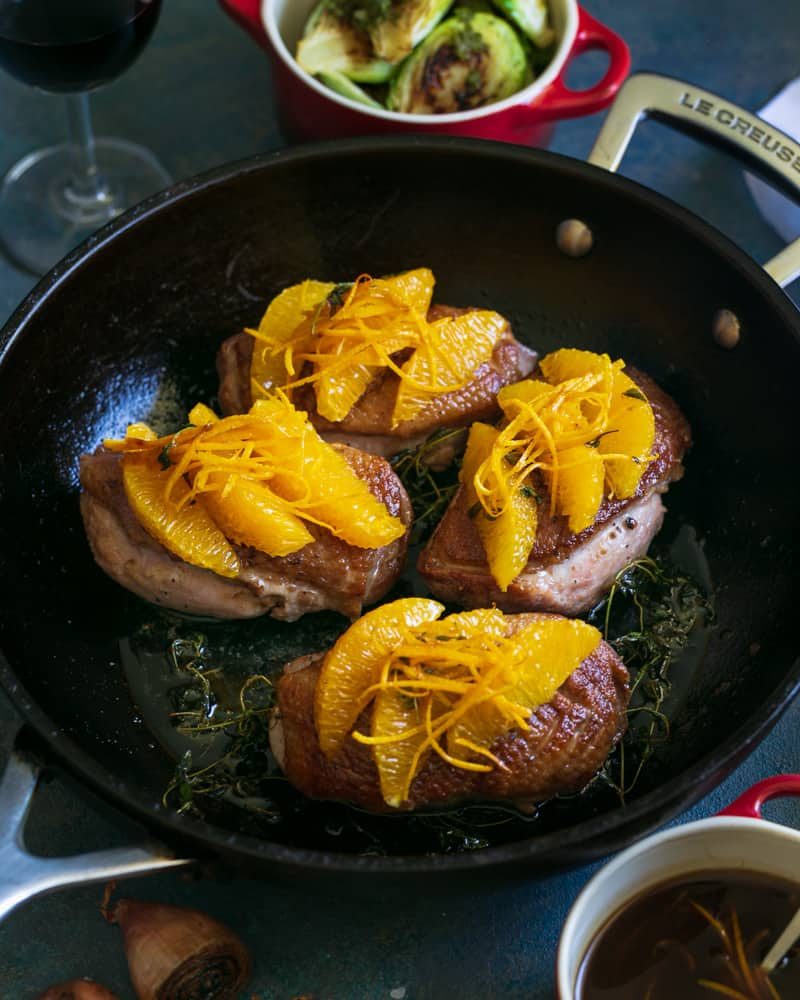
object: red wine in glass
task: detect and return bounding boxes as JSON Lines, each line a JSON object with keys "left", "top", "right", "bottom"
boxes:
{"left": 0, "top": 0, "right": 170, "bottom": 275}
{"left": 0, "top": 0, "right": 162, "bottom": 93}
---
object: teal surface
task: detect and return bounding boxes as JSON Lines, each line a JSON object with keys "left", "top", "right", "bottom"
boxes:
{"left": 1, "top": 1, "right": 800, "bottom": 997}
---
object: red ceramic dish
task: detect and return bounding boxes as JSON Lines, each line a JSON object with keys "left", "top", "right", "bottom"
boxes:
{"left": 556, "top": 775, "right": 800, "bottom": 998}
{"left": 220, "top": 0, "right": 631, "bottom": 145}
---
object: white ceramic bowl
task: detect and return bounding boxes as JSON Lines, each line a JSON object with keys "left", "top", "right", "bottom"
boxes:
{"left": 557, "top": 775, "right": 800, "bottom": 998}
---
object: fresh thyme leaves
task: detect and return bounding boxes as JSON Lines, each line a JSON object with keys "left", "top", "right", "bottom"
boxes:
{"left": 162, "top": 635, "right": 278, "bottom": 813}
{"left": 326, "top": 281, "right": 354, "bottom": 313}
{"left": 157, "top": 425, "right": 193, "bottom": 470}
{"left": 588, "top": 556, "right": 714, "bottom": 803}
{"left": 390, "top": 427, "right": 463, "bottom": 544}
{"left": 623, "top": 387, "right": 647, "bottom": 401}
{"left": 586, "top": 429, "right": 619, "bottom": 449}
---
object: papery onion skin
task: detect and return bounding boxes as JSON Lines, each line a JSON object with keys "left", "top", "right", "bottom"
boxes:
{"left": 108, "top": 898, "right": 251, "bottom": 1000}
{"left": 37, "top": 981, "right": 120, "bottom": 1000}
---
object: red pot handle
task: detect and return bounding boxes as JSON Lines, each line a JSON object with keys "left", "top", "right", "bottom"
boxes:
{"left": 529, "top": 6, "right": 631, "bottom": 122}
{"left": 219, "top": 0, "right": 269, "bottom": 48}
{"left": 718, "top": 775, "right": 800, "bottom": 819}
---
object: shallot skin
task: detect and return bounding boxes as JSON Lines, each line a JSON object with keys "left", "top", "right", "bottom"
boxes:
{"left": 37, "top": 981, "right": 120, "bottom": 1000}
{"left": 109, "top": 897, "right": 251, "bottom": 1000}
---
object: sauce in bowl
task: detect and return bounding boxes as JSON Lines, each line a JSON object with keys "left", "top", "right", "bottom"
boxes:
{"left": 576, "top": 871, "right": 800, "bottom": 999}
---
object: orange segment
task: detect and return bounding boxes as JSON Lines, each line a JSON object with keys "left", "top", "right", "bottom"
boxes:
{"left": 315, "top": 359, "right": 379, "bottom": 423}
{"left": 601, "top": 369, "right": 656, "bottom": 498}
{"left": 302, "top": 447, "right": 407, "bottom": 548}
{"left": 555, "top": 445, "right": 605, "bottom": 534}
{"left": 372, "top": 686, "right": 429, "bottom": 808}
{"left": 448, "top": 618, "right": 600, "bottom": 768}
{"left": 266, "top": 432, "right": 407, "bottom": 549}
{"left": 497, "top": 378, "right": 554, "bottom": 411}
{"left": 249, "top": 279, "right": 335, "bottom": 395}
{"left": 121, "top": 452, "right": 240, "bottom": 577}
{"left": 476, "top": 489, "right": 539, "bottom": 592}
{"left": 188, "top": 402, "right": 219, "bottom": 427}
{"left": 462, "top": 422, "right": 538, "bottom": 591}
{"left": 198, "top": 475, "right": 313, "bottom": 557}
{"left": 314, "top": 597, "right": 444, "bottom": 757}
{"left": 539, "top": 347, "right": 616, "bottom": 386}
{"left": 392, "top": 309, "right": 507, "bottom": 427}
{"left": 503, "top": 618, "right": 601, "bottom": 708}
{"left": 373, "top": 267, "right": 435, "bottom": 315}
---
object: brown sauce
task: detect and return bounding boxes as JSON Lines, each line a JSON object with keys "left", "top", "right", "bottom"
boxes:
{"left": 576, "top": 871, "right": 800, "bottom": 999}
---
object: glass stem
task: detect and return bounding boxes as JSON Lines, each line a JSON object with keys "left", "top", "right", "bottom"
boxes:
{"left": 65, "top": 93, "right": 108, "bottom": 204}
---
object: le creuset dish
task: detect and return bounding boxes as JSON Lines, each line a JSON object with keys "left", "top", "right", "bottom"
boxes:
{"left": 1, "top": 75, "right": 800, "bottom": 917}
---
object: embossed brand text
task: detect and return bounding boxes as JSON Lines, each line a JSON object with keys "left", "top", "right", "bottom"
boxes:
{"left": 680, "top": 91, "right": 800, "bottom": 172}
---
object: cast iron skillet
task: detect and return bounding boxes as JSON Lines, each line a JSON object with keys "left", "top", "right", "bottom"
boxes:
{"left": 1, "top": 75, "right": 800, "bottom": 907}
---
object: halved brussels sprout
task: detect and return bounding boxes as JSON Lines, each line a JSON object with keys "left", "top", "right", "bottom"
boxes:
{"left": 297, "top": 2, "right": 393, "bottom": 84}
{"left": 387, "top": 10, "right": 531, "bottom": 114}
{"left": 369, "top": 1, "right": 456, "bottom": 62}
{"left": 490, "top": 0, "right": 554, "bottom": 48}
{"left": 316, "top": 70, "right": 384, "bottom": 107}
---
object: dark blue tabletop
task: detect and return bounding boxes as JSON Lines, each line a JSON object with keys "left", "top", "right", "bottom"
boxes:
{"left": 1, "top": 2, "right": 800, "bottom": 997}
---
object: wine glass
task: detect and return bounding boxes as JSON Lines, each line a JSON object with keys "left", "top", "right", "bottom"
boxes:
{"left": 0, "top": 0, "right": 170, "bottom": 275}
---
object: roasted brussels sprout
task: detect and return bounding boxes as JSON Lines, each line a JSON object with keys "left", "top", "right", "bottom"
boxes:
{"left": 387, "top": 10, "right": 531, "bottom": 113}
{"left": 490, "top": 0, "right": 554, "bottom": 47}
{"left": 368, "top": 0, "right": 456, "bottom": 62}
{"left": 316, "top": 70, "right": 384, "bottom": 107}
{"left": 297, "top": 1, "right": 393, "bottom": 83}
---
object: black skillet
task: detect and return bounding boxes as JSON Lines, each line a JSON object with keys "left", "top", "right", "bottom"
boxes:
{"left": 1, "top": 74, "right": 800, "bottom": 914}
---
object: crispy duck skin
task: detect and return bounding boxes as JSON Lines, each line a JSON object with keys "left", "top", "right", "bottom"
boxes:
{"left": 269, "top": 613, "right": 630, "bottom": 812}
{"left": 79, "top": 445, "right": 412, "bottom": 622}
{"left": 216, "top": 305, "right": 537, "bottom": 457}
{"left": 417, "top": 369, "right": 692, "bottom": 616}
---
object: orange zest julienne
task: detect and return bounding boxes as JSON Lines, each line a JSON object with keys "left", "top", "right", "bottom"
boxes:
{"left": 463, "top": 348, "right": 657, "bottom": 592}
{"left": 314, "top": 599, "right": 601, "bottom": 808}
{"left": 105, "top": 392, "right": 406, "bottom": 577}
{"left": 244, "top": 267, "right": 507, "bottom": 428}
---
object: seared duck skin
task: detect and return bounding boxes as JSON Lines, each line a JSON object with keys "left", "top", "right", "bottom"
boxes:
{"left": 417, "top": 370, "right": 691, "bottom": 616}
{"left": 269, "top": 614, "right": 630, "bottom": 813}
{"left": 80, "top": 444, "right": 412, "bottom": 622}
{"left": 217, "top": 305, "right": 537, "bottom": 457}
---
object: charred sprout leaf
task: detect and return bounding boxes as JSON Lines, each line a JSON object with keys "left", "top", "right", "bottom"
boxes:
{"left": 387, "top": 10, "right": 531, "bottom": 113}
{"left": 489, "top": 0, "right": 553, "bottom": 47}
{"left": 316, "top": 70, "right": 384, "bottom": 106}
{"left": 297, "top": 1, "right": 394, "bottom": 83}
{"left": 588, "top": 556, "right": 714, "bottom": 803}
{"left": 390, "top": 427, "right": 462, "bottom": 544}
{"left": 368, "top": 0, "right": 456, "bottom": 62}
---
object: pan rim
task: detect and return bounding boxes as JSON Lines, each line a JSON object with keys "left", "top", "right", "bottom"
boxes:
{"left": 2, "top": 134, "right": 800, "bottom": 874}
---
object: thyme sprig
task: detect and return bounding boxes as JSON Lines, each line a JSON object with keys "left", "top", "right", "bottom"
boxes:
{"left": 162, "top": 636, "right": 278, "bottom": 813}
{"left": 390, "top": 427, "right": 463, "bottom": 543}
{"left": 589, "top": 556, "right": 714, "bottom": 802}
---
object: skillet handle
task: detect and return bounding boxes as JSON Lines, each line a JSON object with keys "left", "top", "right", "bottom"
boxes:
{"left": 588, "top": 72, "right": 800, "bottom": 289}
{"left": 0, "top": 733, "right": 192, "bottom": 923}
{"left": 718, "top": 774, "right": 800, "bottom": 819}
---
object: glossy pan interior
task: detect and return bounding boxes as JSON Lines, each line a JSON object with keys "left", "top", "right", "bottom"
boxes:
{"left": 1, "top": 139, "right": 799, "bottom": 877}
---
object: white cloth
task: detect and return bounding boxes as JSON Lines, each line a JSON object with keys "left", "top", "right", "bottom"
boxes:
{"left": 745, "top": 78, "right": 800, "bottom": 242}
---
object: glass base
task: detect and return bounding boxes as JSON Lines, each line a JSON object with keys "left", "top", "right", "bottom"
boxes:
{"left": 0, "top": 138, "right": 172, "bottom": 275}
